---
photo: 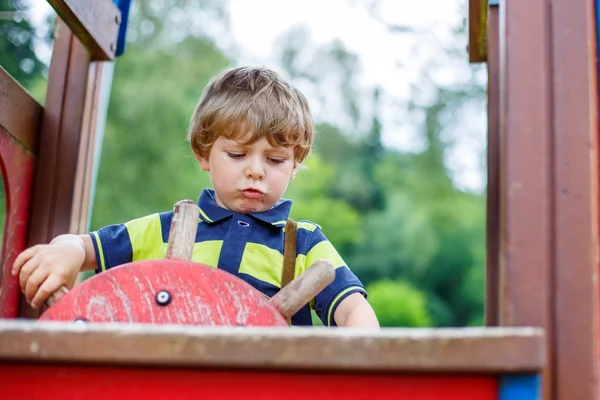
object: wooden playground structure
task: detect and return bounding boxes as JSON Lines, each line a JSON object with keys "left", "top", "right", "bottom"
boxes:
{"left": 0, "top": 0, "right": 598, "bottom": 398}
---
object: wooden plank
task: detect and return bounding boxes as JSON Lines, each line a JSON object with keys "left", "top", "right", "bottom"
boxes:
{"left": 69, "top": 60, "right": 103, "bottom": 234}
{"left": 498, "top": 0, "right": 553, "bottom": 398}
{"left": 0, "top": 127, "right": 36, "bottom": 318}
{"left": 0, "top": 320, "right": 546, "bottom": 372}
{"left": 24, "top": 19, "right": 99, "bottom": 318}
{"left": 0, "top": 366, "right": 499, "bottom": 400}
{"left": 468, "top": 0, "right": 489, "bottom": 63}
{"left": 549, "top": 0, "right": 599, "bottom": 398}
{"left": 46, "top": 0, "right": 121, "bottom": 61}
{"left": 0, "top": 67, "right": 42, "bottom": 154}
{"left": 485, "top": 4, "right": 500, "bottom": 327}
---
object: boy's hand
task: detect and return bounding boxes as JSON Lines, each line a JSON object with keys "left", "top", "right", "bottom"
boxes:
{"left": 12, "top": 235, "right": 87, "bottom": 308}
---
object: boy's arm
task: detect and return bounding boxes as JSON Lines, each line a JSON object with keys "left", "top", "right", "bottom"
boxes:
{"left": 334, "top": 292, "right": 380, "bottom": 329}
{"left": 12, "top": 234, "right": 97, "bottom": 308}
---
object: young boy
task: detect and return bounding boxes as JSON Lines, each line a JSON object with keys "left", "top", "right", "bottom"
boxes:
{"left": 12, "top": 66, "right": 380, "bottom": 328}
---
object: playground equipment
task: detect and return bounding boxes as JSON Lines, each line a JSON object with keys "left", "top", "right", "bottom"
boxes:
{"left": 39, "top": 200, "right": 336, "bottom": 326}
{"left": 2, "top": 0, "right": 598, "bottom": 398}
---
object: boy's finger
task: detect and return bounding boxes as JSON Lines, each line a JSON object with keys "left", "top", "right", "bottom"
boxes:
{"left": 31, "top": 275, "right": 61, "bottom": 309}
{"left": 12, "top": 246, "right": 36, "bottom": 276}
{"left": 18, "top": 256, "right": 41, "bottom": 292}
{"left": 25, "top": 267, "right": 49, "bottom": 305}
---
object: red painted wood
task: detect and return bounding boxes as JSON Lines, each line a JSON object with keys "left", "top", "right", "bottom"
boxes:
{"left": 39, "top": 260, "right": 288, "bottom": 326}
{"left": 0, "top": 364, "right": 498, "bottom": 400}
{"left": 0, "top": 126, "right": 36, "bottom": 318}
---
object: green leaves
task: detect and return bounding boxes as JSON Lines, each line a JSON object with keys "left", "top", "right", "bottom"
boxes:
{"left": 366, "top": 279, "right": 433, "bottom": 327}
{"left": 86, "top": 2, "right": 486, "bottom": 328}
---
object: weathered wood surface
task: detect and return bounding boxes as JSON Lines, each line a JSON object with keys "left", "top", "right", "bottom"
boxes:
{"left": 0, "top": 66, "right": 42, "bottom": 154}
{"left": 39, "top": 260, "right": 288, "bottom": 327}
{"left": 548, "top": 1, "right": 599, "bottom": 398}
{"left": 271, "top": 259, "right": 335, "bottom": 320}
{"left": 485, "top": 3, "right": 500, "bottom": 327}
{"left": 47, "top": 0, "right": 121, "bottom": 61}
{"left": 166, "top": 200, "right": 200, "bottom": 261}
{"left": 0, "top": 126, "right": 36, "bottom": 318}
{"left": 468, "top": 0, "right": 489, "bottom": 62}
{"left": 0, "top": 320, "right": 545, "bottom": 373}
{"left": 44, "top": 199, "right": 200, "bottom": 308}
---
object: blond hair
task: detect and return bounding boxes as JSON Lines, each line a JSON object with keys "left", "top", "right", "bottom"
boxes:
{"left": 187, "top": 66, "right": 314, "bottom": 164}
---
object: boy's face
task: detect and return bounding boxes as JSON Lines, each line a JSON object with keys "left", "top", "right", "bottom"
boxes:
{"left": 197, "top": 134, "right": 297, "bottom": 214}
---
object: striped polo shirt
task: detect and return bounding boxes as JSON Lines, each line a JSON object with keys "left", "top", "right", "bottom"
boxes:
{"left": 89, "top": 188, "right": 367, "bottom": 326}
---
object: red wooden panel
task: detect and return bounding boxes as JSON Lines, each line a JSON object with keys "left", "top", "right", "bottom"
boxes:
{"left": 0, "top": 365, "right": 498, "bottom": 400}
{"left": 0, "top": 126, "right": 36, "bottom": 318}
{"left": 39, "top": 260, "right": 288, "bottom": 326}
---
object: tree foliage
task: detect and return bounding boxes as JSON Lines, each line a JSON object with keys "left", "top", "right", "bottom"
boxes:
{"left": 0, "top": 0, "right": 46, "bottom": 86}
{"left": 5, "top": 0, "right": 487, "bottom": 328}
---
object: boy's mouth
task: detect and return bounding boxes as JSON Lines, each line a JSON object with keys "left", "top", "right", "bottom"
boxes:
{"left": 241, "top": 188, "right": 264, "bottom": 199}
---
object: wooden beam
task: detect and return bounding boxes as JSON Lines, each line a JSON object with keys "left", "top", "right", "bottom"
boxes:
{"left": 468, "top": 0, "right": 489, "bottom": 63}
{"left": 23, "top": 19, "right": 103, "bottom": 318}
{"left": 0, "top": 321, "right": 546, "bottom": 373}
{"left": 549, "top": 0, "right": 599, "bottom": 398}
{"left": 0, "top": 67, "right": 42, "bottom": 154}
{"left": 484, "top": 4, "right": 500, "bottom": 327}
{"left": 46, "top": 0, "right": 121, "bottom": 61}
{"left": 69, "top": 61, "right": 104, "bottom": 235}
{"left": 0, "top": 126, "right": 36, "bottom": 318}
{"left": 498, "top": 0, "right": 553, "bottom": 398}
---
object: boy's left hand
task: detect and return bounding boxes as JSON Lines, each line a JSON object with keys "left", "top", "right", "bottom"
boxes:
{"left": 334, "top": 292, "right": 380, "bottom": 329}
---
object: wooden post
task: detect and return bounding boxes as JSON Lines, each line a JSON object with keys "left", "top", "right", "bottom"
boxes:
{"left": 498, "top": 0, "right": 554, "bottom": 397}
{"left": 548, "top": 0, "right": 599, "bottom": 398}
{"left": 22, "top": 19, "right": 106, "bottom": 318}
{"left": 484, "top": 2, "right": 500, "bottom": 327}
{"left": 496, "top": 0, "right": 599, "bottom": 398}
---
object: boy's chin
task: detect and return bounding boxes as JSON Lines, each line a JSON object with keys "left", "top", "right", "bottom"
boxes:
{"left": 225, "top": 199, "right": 274, "bottom": 214}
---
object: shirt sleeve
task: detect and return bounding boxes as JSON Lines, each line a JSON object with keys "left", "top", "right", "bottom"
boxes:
{"left": 89, "top": 213, "right": 166, "bottom": 274}
{"left": 306, "top": 227, "right": 367, "bottom": 327}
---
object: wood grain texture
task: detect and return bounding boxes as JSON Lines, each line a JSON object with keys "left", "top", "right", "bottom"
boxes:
{"left": 39, "top": 260, "right": 288, "bottom": 327}
{"left": 468, "top": 0, "right": 489, "bottom": 62}
{"left": 270, "top": 259, "right": 335, "bottom": 320}
{"left": 0, "top": 126, "right": 36, "bottom": 317}
{"left": 0, "top": 320, "right": 545, "bottom": 373}
{"left": 0, "top": 67, "right": 42, "bottom": 154}
{"left": 47, "top": 0, "right": 121, "bottom": 61}
{"left": 166, "top": 200, "right": 200, "bottom": 261}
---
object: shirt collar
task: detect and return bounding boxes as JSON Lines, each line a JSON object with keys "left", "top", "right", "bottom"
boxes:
{"left": 197, "top": 188, "right": 292, "bottom": 228}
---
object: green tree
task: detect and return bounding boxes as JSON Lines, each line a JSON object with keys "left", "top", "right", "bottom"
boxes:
{"left": 91, "top": 36, "right": 230, "bottom": 229}
{"left": 367, "top": 279, "right": 433, "bottom": 327}
{"left": 0, "top": 0, "right": 46, "bottom": 87}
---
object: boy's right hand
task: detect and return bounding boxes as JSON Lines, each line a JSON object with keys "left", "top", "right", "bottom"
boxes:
{"left": 12, "top": 235, "right": 87, "bottom": 309}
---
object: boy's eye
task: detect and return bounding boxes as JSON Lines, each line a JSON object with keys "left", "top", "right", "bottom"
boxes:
{"left": 226, "top": 152, "right": 245, "bottom": 159}
{"left": 268, "top": 157, "right": 285, "bottom": 164}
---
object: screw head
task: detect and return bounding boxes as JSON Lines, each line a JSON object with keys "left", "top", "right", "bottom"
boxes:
{"left": 73, "top": 318, "right": 88, "bottom": 324}
{"left": 156, "top": 290, "right": 172, "bottom": 306}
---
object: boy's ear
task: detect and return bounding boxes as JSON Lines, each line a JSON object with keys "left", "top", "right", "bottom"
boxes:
{"left": 291, "top": 165, "right": 297, "bottom": 180}
{"left": 193, "top": 150, "right": 210, "bottom": 171}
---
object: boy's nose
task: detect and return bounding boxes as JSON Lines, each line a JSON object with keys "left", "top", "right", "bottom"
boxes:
{"left": 245, "top": 158, "right": 265, "bottom": 180}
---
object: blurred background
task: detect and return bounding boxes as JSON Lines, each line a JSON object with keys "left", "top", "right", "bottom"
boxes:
{"left": 1, "top": 0, "right": 487, "bottom": 327}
